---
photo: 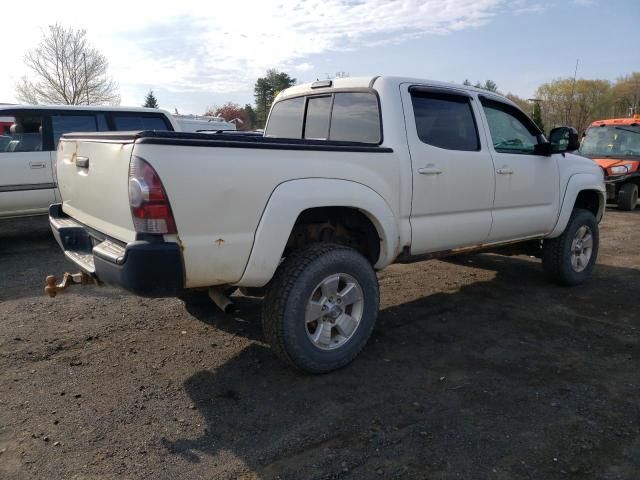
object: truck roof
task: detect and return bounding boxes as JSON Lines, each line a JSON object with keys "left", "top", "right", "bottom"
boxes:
{"left": 277, "top": 75, "right": 517, "bottom": 106}
{"left": 587, "top": 114, "right": 640, "bottom": 128}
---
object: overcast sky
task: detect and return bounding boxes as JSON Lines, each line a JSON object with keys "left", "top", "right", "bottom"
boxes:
{"left": 1, "top": 0, "right": 637, "bottom": 114}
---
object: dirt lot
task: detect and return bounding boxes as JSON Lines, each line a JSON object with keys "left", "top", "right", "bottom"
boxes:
{"left": 0, "top": 210, "right": 638, "bottom": 480}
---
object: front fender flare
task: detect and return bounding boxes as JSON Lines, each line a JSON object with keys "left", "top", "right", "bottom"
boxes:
{"left": 236, "top": 178, "right": 400, "bottom": 287}
{"left": 548, "top": 173, "right": 606, "bottom": 238}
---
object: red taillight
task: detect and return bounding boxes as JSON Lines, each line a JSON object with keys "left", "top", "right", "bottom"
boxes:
{"left": 128, "top": 156, "right": 177, "bottom": 234}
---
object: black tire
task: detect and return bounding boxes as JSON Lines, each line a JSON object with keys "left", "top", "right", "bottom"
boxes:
{"left": 617, "top": 183, "right": 638, "bottom": 211}
{"left": 541, "top": 208, "right": 599, "bottom": 286}
{"left": 262, "top": 243, "right": 379, "bottom": 374}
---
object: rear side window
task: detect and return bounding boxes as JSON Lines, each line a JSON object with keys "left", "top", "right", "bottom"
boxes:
{"left": 411, "top": 92, "right": 479, "bottom": 151}
{"left": 0, "top": 114, "right": 43, "bottom": 152}
{"left": 329, "top": 93, "right": 380, "bottom": 143}
{"left": 265, "top": 97, "right": 305, "bottom": 138}
{"left": 304, "top": 96, "right": 332, "bottom": 139}
{"left": 112, "top": 115, "right": 169, "bottom": 131}
{"left": 51, "top": 115, "right": 98, "bottom": 146}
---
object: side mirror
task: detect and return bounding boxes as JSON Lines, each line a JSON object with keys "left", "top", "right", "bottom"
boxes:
{"left": 549, "top": 126, "right": 580, "bottom": 153}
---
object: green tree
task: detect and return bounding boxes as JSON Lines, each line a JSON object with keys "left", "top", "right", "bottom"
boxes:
{"left": 143, "top": 90, "right": 159, "bottom": 109}
{"left": 536, "top": 78, "right": 611, "bottom": 132}
{"left": 611, "top": 72, "right": 640, "bottom": 117}
{"left": 254, "top": 69, "right": 296, "bottom": 128}
{"left": 244, "top": 104, "right": 257, "bottom": 130}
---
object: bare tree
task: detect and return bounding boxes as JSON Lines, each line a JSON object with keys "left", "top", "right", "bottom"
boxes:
{"left": 16, "top": 24, "right": 120, "bottom": 105}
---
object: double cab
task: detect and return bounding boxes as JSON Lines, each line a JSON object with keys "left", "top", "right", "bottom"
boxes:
{"left": 48, "top": 76, "right": 605, "bottom": 373}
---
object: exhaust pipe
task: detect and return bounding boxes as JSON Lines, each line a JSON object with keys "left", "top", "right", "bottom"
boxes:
{"left": 208, "top": 287, "right": 237, "bottom": 314}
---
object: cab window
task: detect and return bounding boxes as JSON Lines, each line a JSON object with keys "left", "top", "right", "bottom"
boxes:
{"left": 481, "top": 99, "right": 539, "bottom": 154}
{"left": 329, "top": 92, "right": 381, "bottom": 144}
{"left": 411, "top": 91, "right": 479, "bottom": 151}
{"left": 112, "top": 115, "right": 169, "bottom": 131}
{"left": 51, "top": 115, "right": 98, "bottom": 146}
{"left": 265, "top": 97, "right": 305, "bottom": 138}
{"left": 0, "top": 115, "right": 43, "bottom": 153}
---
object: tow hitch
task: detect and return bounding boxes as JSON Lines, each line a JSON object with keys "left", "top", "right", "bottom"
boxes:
{"left": 44, "top": 272, "right": 95, "bottom": 298}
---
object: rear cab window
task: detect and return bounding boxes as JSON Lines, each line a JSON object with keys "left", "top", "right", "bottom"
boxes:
{"left": 266, "top": 91, "right": 381, "bottom": 144}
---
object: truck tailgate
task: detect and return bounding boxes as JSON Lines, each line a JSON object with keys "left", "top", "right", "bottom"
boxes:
{"left": 57, "top": 136, "right": 137, "bottom": 243}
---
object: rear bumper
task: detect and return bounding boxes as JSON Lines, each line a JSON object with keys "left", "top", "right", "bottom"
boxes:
{"left": 49, "top": 204, "right": 184, "bottom": 297}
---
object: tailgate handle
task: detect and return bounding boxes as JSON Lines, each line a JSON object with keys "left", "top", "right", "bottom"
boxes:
{"left": 76, "top": 156, "right": 90, "bottom": 168}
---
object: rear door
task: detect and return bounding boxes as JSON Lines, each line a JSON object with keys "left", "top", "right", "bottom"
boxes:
{"left": 0, "top": 110, "right": 55, "bottom": 217}
{"left": 402, "top": 85, "right": 496, "bottom": 254}
{"left": 478, "top": 97, "right": 560, "bottom": 241}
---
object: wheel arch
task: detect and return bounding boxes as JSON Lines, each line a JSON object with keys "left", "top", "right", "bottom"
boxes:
{"left": 236, "top": 178, "right": 400, "bottom": 287}
{"left": 548, "top": 173, "right": 606, "bottom": 238}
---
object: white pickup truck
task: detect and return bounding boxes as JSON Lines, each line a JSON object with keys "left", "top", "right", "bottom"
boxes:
{"left": 48, "top": 76, "right": 605, "bottom": 373}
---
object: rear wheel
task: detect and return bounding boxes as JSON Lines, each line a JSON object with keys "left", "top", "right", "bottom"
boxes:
{"left": 542, "top": 208, "right": 599, "bottom": 286}
{"left": 617, "top": 183, "right": 638, "bottom": 211}
{"left": 262, "top": 243, "right": 379, "bottom": 374}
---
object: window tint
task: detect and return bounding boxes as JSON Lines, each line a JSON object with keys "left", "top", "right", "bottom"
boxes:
{"left": 304, "top": 96, "right": 331, "bottom": 139}
{"left": 411, "top": 92, "right": 479, "bottom": 151}
{"left": 51, "top": 115, "right": 98, "bottom": 146}
{"left": 0, "top": 115, "right": 43, "bottom": 152}
{"left": 265, "top": 97, "right": 305, "bottom": 138}
{"left": 481, "top": 100, "right": 539, "bottom": 154}
{"left": 329, "top": 93, "right": 380, "bottom": 143}
{"left": 112, "top": 115, "right": 169, "bottom": 131}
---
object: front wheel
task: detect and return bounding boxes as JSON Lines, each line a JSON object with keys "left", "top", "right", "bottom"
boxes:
{"left": 617, "top": 183, "right": 638, "bottom": 211}
{"left": 542, "top": 208, "right": 599, "bottom": 286}
{"left": 262, "top": 243, "right": 379, "bottom": 374}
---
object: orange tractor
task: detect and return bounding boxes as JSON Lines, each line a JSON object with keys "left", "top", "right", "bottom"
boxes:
{"left": 579, "top": 115, "right": 640, "bottom": 210}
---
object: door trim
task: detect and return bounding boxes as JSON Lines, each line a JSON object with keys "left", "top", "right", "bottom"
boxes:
{"left": 0, "top": 182, "right": 56, "bottom": 192}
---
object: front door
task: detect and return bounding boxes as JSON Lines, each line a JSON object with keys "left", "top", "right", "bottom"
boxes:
{"left": 478, "top": 97, "right": 560, "bottom": 242}
{"left": 403, "top": 85, "right": 496, "bottom": 254}
{"left": 0, "top": 112, "right": 55, "bottom": 218}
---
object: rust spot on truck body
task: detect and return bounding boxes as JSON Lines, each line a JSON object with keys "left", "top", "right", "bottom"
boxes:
{"left": 215, "top": 238, "right": 225, "bottom": 247}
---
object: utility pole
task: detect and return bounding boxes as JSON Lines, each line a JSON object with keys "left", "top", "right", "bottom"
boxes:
{"left": 566, "top": 58, "right": 579, "bottom": 125}
{"left": 83, "top": 53, "right": 90, "bottom": 105}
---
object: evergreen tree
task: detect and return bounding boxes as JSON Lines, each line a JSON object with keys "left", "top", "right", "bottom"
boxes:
{"left": 532, "top": 101, "right": 545, "bottom": 134}
{"left": 143, "top": 90, "right": 159, "bottom": 109}
{"left": 253, "top": 70, "right": 296, "bottom": 128}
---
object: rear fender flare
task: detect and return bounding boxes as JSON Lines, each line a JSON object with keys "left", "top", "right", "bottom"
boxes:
{"left": 236, "top": 178, "right": 400, "bottom": 287}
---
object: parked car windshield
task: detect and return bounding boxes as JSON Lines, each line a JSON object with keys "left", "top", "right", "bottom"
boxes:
{"left": 579, "top": 125, "right": 640, "bottom": 157}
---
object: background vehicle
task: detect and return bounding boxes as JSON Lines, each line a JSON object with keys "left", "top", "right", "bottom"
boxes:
{"left": 173, "top": 114, "right": 236, "bottom": 133}
{"left": 0, "top": 105, "right": 178, "bottom": 219}
{"left": 49, "top": 76, "right": 605, "bottom": 373}
{"left": 579, "top": 115, "right": 640, "bottom": 210}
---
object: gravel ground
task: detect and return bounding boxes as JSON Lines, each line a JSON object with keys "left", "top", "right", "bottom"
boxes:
{"left": 0, "top": 209, "right": 638, "bottom": 480}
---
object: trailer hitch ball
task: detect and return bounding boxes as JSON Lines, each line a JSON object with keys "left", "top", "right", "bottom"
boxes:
{"left": 45, "top": 272, "right": 94, "bottom": 298}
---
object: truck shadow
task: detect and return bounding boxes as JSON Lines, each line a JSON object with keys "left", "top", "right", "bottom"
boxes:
{"left": 167, "top": 254, "right": 640, "bottom": 478}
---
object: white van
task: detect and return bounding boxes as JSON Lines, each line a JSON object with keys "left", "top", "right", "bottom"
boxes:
{"left": 0, "top": 105, "right": 179, "bottom": 219}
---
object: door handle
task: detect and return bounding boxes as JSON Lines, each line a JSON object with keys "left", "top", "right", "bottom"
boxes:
{"left": 496, "top": 167, "right": 513, "bottom": 175}
{"left": 76, "top": 156, "right": 89, "bottom": 168}
{"left": 29, "top": 161, "right": 46, "bottom": 169}
{"left": 418, "top": 164, "right": 442, "bottom": 175}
